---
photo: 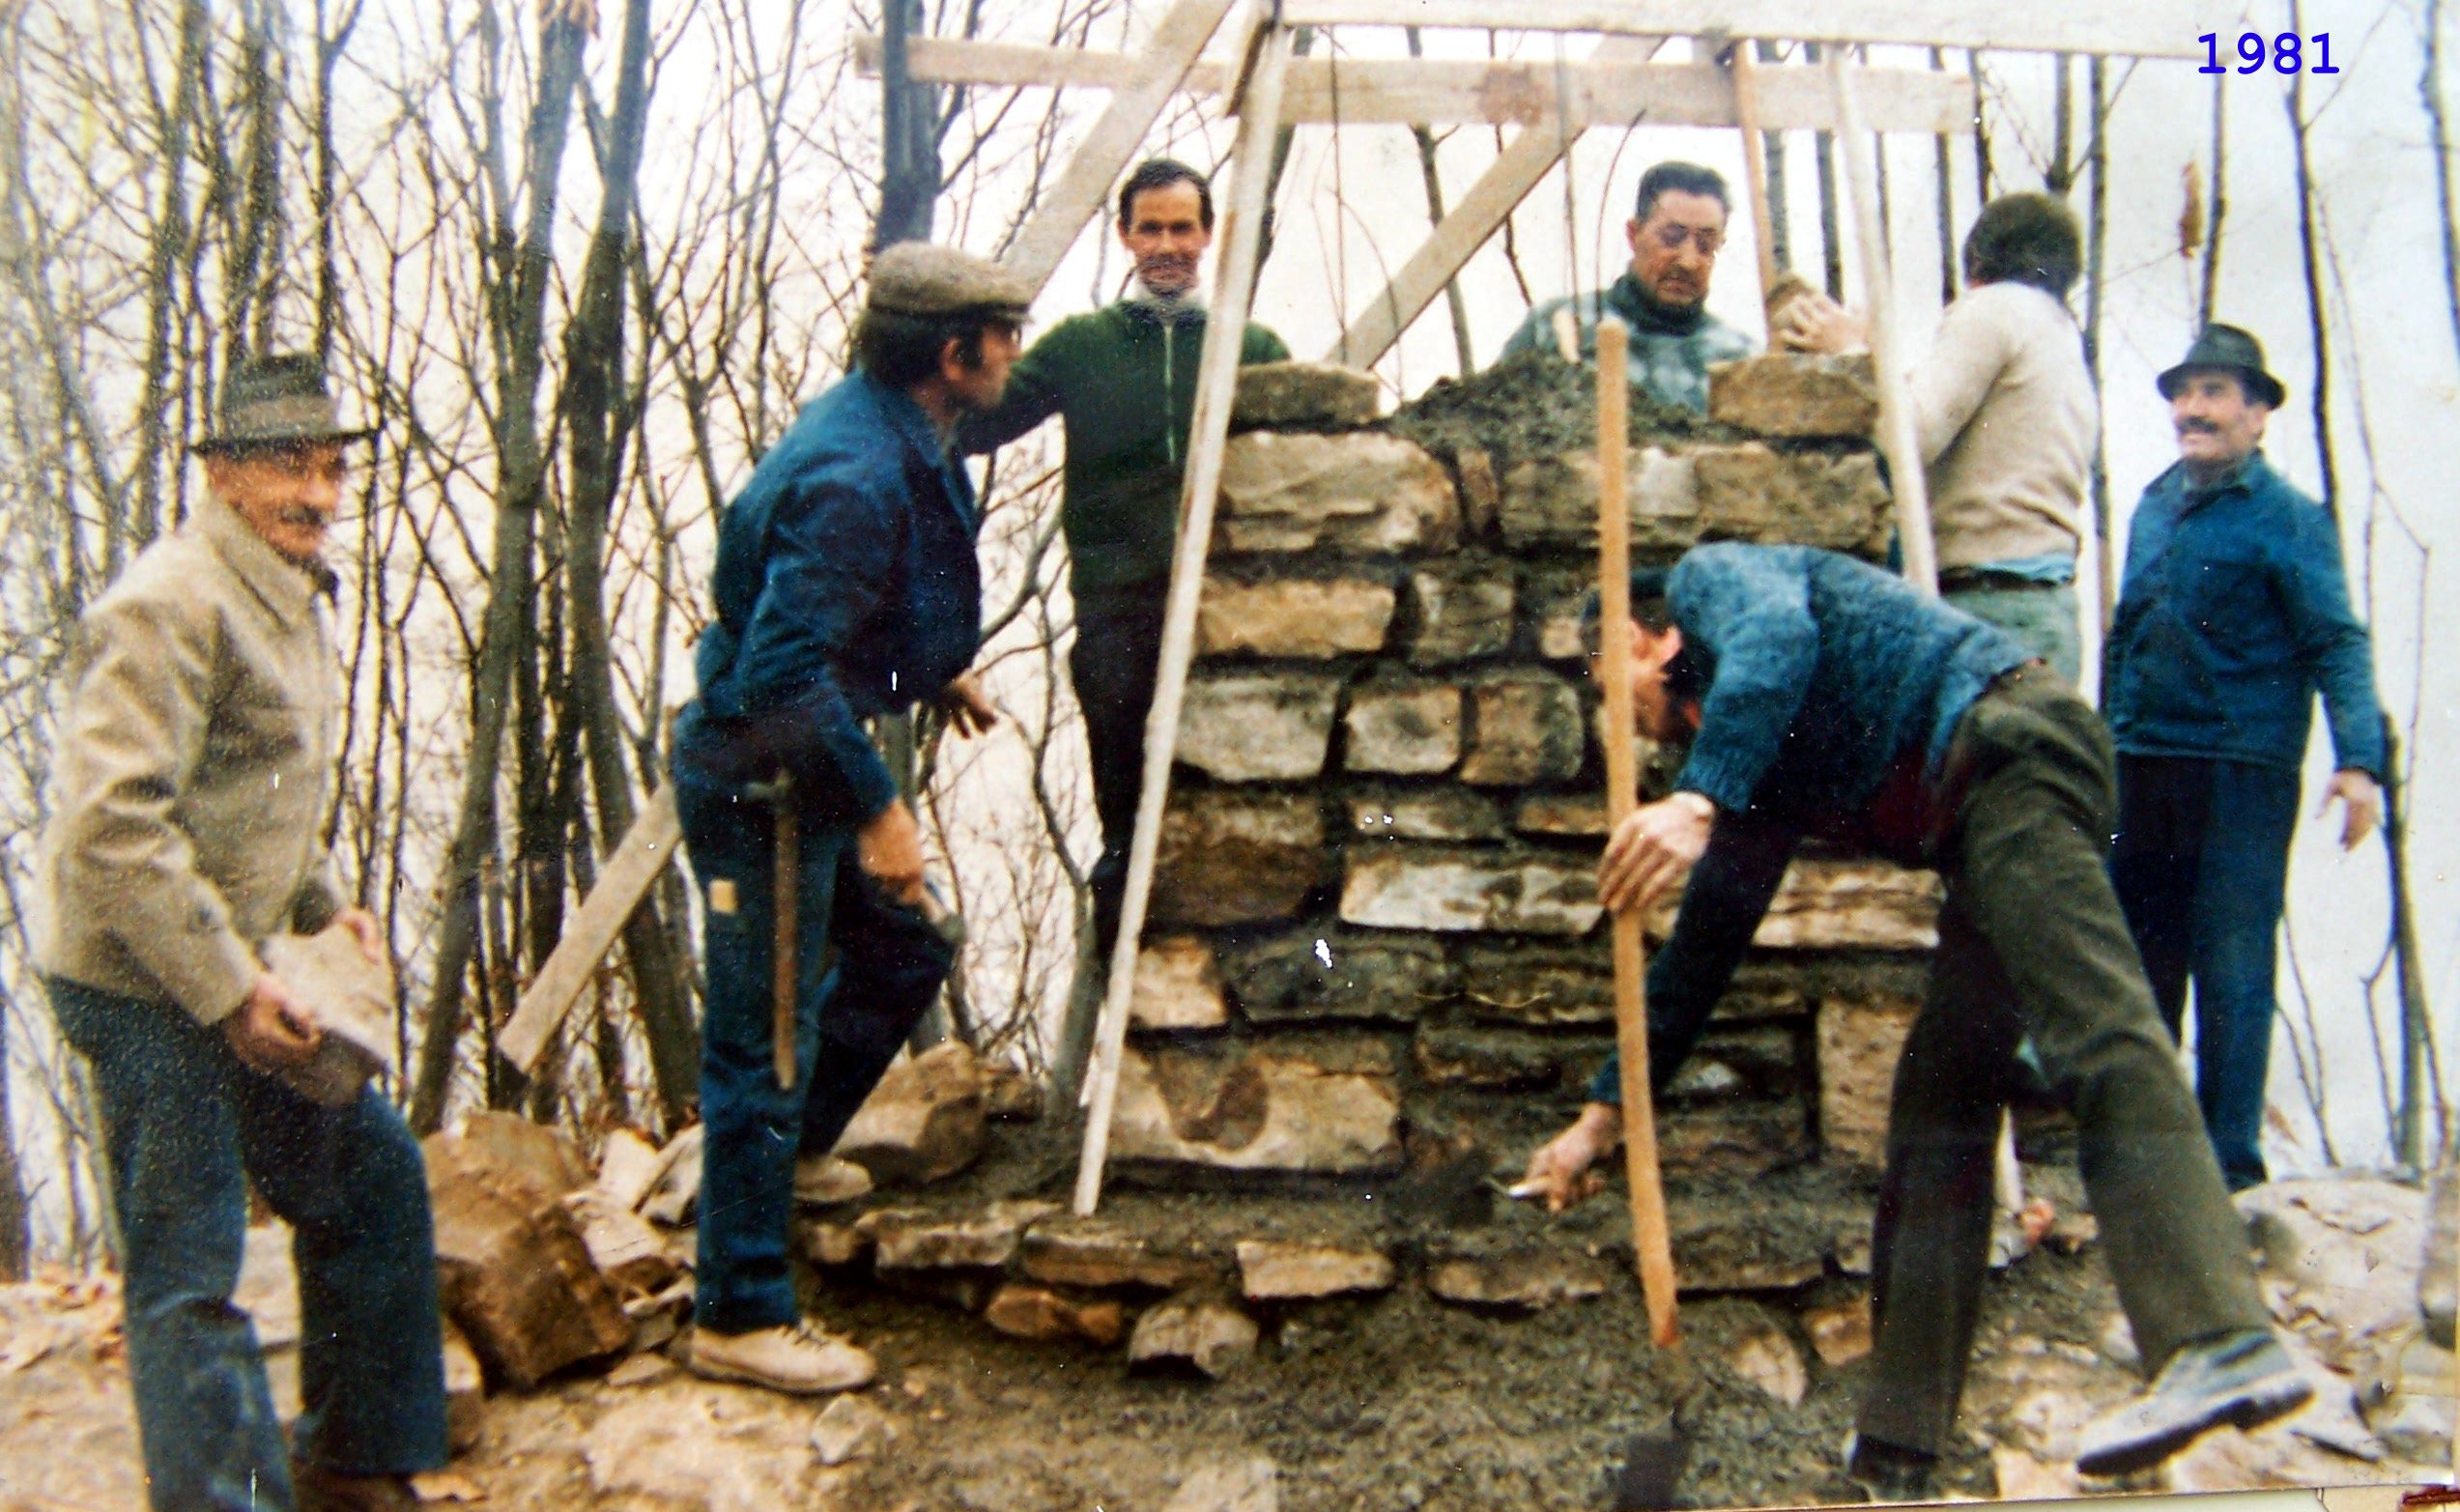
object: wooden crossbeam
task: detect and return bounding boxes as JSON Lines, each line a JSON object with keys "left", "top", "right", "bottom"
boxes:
{"left": 1273, "top": 0, "right": 2245, "bottom": 60}
{"left": 1328, "top": 34, "right": 1667, "bottom": 370}
{"left": 1003, "top": 0, "right": 1243, "bottom": 291}
{"left": 857, "top": 38, "right": 1970, "bottom": 134}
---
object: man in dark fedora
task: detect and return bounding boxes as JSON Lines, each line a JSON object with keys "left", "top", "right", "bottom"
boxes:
{"left": 2103, "top": 324, "right": 2387, "bottom": 1192}
{"left": 38, "top": 353, "right": 445, "bottom": 1511}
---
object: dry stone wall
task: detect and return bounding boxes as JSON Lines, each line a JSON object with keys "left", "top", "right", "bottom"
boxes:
{"left": 1114, "top": 354, "right": 1943, "bottom": 1184}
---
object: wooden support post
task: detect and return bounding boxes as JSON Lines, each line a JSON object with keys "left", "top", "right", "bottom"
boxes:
{"left": 1002, "top": 0, "right": 1241, "bottom": 292}
{"left": 1828, "top": 51, "right": 1938, "bottom": 594}
{"left": 1073, "top": 21, "right": 1294, "bottom": 1216}
{"left": 1326, "top": 35, "right": 1669, "bottom": 369}
{"left": 500, "top": 789, "right": 682, "bottom": 1074}
{"left": 1722, "top": 40, "right": 1783, "bottom": 309}
{"left": 1596, "top": 321, "right": 1681, "bottom": 1349}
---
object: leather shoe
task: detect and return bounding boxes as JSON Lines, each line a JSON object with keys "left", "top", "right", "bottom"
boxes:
{"left": 2074, "top": 1328, "right": 2312, "bottom": 1477}
{"left": 294, "top": 1461, "right": 418, "bottom": 1512}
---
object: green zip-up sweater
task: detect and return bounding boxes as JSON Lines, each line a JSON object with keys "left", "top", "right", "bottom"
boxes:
{"left": 958, "top": 298, "right": 1290, "bottom": 592}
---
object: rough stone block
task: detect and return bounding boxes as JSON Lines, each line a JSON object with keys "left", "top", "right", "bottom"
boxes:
{"left": 1816, "top": 991, "right": 1921, "bottom": 1168}
{"left": 1454, "top": 448, "right": 1501, "bottom": 538}
{"left": 1460, "top": 670, "right": 1585, "bottom": 785}
{"left": 983, "top": 1283, "right": 1128, "bottom": 1346}
{"left": 1215, "top": 432, "right": 1458, "bottom": 555}
{"left": 1500, "top": 446, "right": 1699, "bottom": 551}
{"left": 1162, "top": 1456, "right": 1280, "bottom": 1512}
{"left": 1220, "top": 929, "right": 1453, "bottom": 1023}
{"left": 424, "top": 1132, "right": 633, "bottom": 1388}
{"left": 1412, "top": 1025, "right": 1562, "bottom": 1090}
{"left": 1707, "top": 353, "right": 1879, "bottom": 439}
{"left": 441, "top": 1319, "right": 485, "bottom": 1453}
{"left": 1111, "top": 1039, "right": 1403, "bottom": 1174}
{"left": 1514, "top": 793, "right": 1610, "bottom": 837}
{"left": 1404, "top": 558, "right": 1515, "bottom": 665}
{"left": 797, "top": 1216, "right": 871, "bottom": 1267}
{"left": 1642, "top": 858, "right": 1941, "bottom": 952}
{"left": 984, "top": 1061, "right": 1046, "bottom": 1122}
{"left": 1523, "top": 567, "right": 1599, "bottom": 662}
{"left": 811, "top": 1394, "right": 899, "bottom": 1467}
{"left": 859, "top": 1200, "right": 1057, "bottom": 1271}
{"left": 1018, "top": 1216, "right": 1216, "bottom": 1292}
{"left": 1343, "top": 681, "right": 1461, "bottom": 775}
{"left": 1347, "top": 787, "right": 1506, "bottom": 842}
{"left": 1454, "top": 943, "right": 1616, "bottom": 1025}
{"left": 1197, "top": 576, "right": 1395, "bottom": 659}
{"left": 835, "top": 1041, "right": 987, "bottom": 1186}
{"left": 1805, "top": 1298, "right": 1874, "bottom": 1366}
{"left": 1177, "top": 672, "right": 1339, "bottom": 783}
{"left": 1672, "top": 1210, "right": 1829, "bottom": 1293}
{"left": 561, "top": 1188, "right": 684, "bottom": 1299}
{"left": 1232, "top": 360, "right": 1382, "bottom": 428}
{"left": 1132, "top": 935, "right": 1230, "bottom": 1031}
{"left": 1129, "top": 1296, "right": 1259, "bottom": 1379}
{"left": 1727, "top": 1311, "right": 1809, "bottom": 1404}
{"left": 1691, "top": 443, "right": 1892, "bottom": 558}
{"left": 1153, "top": 790, "right": 1329, "bottom": 927}
{"left": 454, "top": 1110, "right": 590, "bottom": 1199}
{"left": 1235, "top": 1240, "right": 1396, "bottom": 1300}
{"left": 1340, "top": 848, "right": 1601, "bottom": 935}
{"left": 1427, "top": 1246, "right": 1613, "bottom": 1310}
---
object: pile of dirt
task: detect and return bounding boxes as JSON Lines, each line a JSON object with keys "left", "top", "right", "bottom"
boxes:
{"left": 1385, "top": 349, "right": 1748, "bottom": 472}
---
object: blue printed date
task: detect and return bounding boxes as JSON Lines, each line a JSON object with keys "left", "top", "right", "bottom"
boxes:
{"left": 2200, "top": 33, "right": 2338, "bottom": 73}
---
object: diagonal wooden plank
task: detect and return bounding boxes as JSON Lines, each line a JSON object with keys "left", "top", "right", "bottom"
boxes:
{"left": 499, "top": 787, "right": 683, "bottom": 1074}
{"left": 1004, "top": 0, "right": 1244, "bottom": 294}
{"left": 1276, "top": 0, "right": 2250, "bottom": 60}
{"left": 1327, "top": 34, "right": 1666, "bottom": 371}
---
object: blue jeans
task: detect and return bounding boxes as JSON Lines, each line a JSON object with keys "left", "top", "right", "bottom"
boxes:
{"left": 2109, "top": 756, "right": 2303, "bottom": 1190}
{"left": 46, "top": 977, "right": 447, "bottom": 1511}
{"left": 673, "top": 764, "right": 956, "bottom": 1335}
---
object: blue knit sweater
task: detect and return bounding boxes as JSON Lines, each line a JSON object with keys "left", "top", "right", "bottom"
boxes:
{"left": 1586, "top": 543, "right": 2028, "bottom": 1105}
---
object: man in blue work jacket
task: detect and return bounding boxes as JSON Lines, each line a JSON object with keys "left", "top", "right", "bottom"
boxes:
{"left": 1517, "top": 546, "right": 2310, "bottom": 1498}
{"left": 670, "top": 242, "right": 1026, "bottom": 1396}
{"left": 2104, "top": 324, "right": 2387, "bottom": 1192}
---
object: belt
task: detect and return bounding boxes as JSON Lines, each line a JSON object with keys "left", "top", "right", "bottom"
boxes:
{"left": 1938, "top": 567, "right": 2069, "bottom": 594}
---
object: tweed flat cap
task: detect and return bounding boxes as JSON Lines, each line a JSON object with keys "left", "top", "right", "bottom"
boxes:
{"left": 866, "top": 242, "right": 1034, "bottom": 319}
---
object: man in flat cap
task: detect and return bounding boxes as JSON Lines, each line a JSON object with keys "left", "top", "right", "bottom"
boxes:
{"left": 38, "top": 353, "right": 445, "bottom": 1511}
{"left": 958, "top": 158, "right": 1289, "bottom": 969}
{"left": 2104, "top": 324, "right": 2387, "bottom": 1191}
{"left": 671, "top": 241, "right": 1024, "bottom": 1394}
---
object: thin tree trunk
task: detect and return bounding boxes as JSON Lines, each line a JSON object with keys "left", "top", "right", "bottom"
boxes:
{"left": 2382, "top": 717, "right": 2436, "bottom": 1167}
{"left": 2200, "top": 71, "right": 2227, "bottom": 326}
{"left": 1931, "top": 48, "right": 1956, "bottom": 305}
{"left": 0, "top": 994, "right": 27, "bottom": 1280}
{"left": 1759, "top": 40, "right": 1790, "bottom": 273}
{"left": 2048, "top": 52, "right": 2074, "bottom": 194}
{"left": 2284, "top": 0, "right": 2338, "bottom": 512}
{"left": 2425, "top": 0, "right": 2460, "bottom": 370}
{"left": 2085, "top": 56, "right": 2113, "bottom": 632}
{"left": 226, "top": 0, "right": 285, "bottom": 357}
{"left": 133, "top": 0, "right": 210, "bottom": 565}
{"left": 408, "top": 9, "right": 590, "bottom": 1133}
{"left": 1969, "top": 49, "right": 1993, "bottom": 210}
{"left": 1806, "top": 43, "right": 1842, "bottom": 300}
{"left": 1406, "top": 28, "right": 1473, "bottom": 374}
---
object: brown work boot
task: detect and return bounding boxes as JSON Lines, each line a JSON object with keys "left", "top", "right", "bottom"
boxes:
{"left": 684, "top": 1321, "right": 876, "bottom": 1395}
{"left": 792, "top": 1155, "right": 875, "bottom": 1207}
{"left": 293, "top": 1461, "right": 418, "bottom": 1512}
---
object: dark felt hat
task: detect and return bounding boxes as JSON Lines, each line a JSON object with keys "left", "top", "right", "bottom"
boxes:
{"left": 2157, "top": 324, "right": 2286, "bottom": 410}
{"left": 192, "top": 353, "right": 377, "bottom": 457}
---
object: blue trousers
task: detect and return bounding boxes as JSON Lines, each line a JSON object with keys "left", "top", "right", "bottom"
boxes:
{"left": 46, "top": 976, "right": 447, "bottom": 1512}
{"left": 2109, "top": 756, "right": 2302, "bottom": 1191}
{"left": 673, "top": 770, "right": 956, "bottom": 1335}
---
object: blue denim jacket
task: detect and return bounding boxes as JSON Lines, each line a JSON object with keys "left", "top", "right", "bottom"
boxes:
{"left": 2102, "top": 453, "right": 2385, "bottom": 780}
{"left": 679, "top": 370, "right": 982, "bottom": 820}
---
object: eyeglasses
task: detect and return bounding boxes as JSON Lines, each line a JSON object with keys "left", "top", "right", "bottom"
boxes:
{"left": 1647, "top": 222, "right": 1724, "bottom": 257}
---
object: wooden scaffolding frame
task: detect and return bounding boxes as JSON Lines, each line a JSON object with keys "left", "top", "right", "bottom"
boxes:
{"left": 500, "top": 0, "right": 2245, "bottom": 1241}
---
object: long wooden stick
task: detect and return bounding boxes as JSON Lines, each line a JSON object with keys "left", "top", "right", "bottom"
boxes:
{"left": 1073, "top": 19, "right": 1290, "bottom": 1217}
{"left": 1596, "top": 321, "right": 1680, "bottom": 1348}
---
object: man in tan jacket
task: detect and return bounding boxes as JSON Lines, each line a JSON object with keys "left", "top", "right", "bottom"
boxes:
{"left": 38, "top": 353, "right": 445, "bottom": 1512}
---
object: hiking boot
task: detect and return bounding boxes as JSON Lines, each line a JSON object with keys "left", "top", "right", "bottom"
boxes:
{"left": 685, "top": 1321, "right": 876, "bottom": 1395}
{"left": 293, "top": 1462, "right": 418, "bottom": 1512}
{"left": 1823, "top": 1434, "right": 1939, "bottom": 1504}
{"left": 2074, "top": 1327, "right": 2312, "bottom": 1477}
{"left": 792, "top": 1155, "right": 875, "bottom": 1207}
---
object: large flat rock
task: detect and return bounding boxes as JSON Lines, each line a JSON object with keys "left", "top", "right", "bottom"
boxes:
{"left": 1132, "top": 935, "right": 1231, "bottom": 1031}
{"left": 1111, "top": 1039, "right": 1403, "bottom": 1174}
{"left": 1152, "top": 790, "right": 1330, "bottom": 927}
{"left": 1343, "top": 680, "right": 1462, "bottom": 775}
{"left": 1215, "top": 432, "right": 1457, "bottom": 556}
{"left": 1707, "top": 353, "right": 1879, "bottom": 439}
{"left": 1459, "top": 670, "right": 1585, "bottom": 786}
{"left": 1340, "top": 847, "right": 1602, "bottom": 935}
{"left": 1404, "top": 557, "right": 1515, "bottom": 665}
{"left": 1232, "top": 360, "right": 1381, "bottom": 428}
{"left": 1643, "top": 857, "right": 1941, "bottom": 952}
{"left": 1815, "top": 990, "right": 1921, "bottom": 1168}
{"left": 1177, "top": 672, "right": 1340, "bottom": 783}
{"left": 1197, "top": 575, "right": 1396, "bottom": 659}
{"left": 835, "top": 1041, "right": 987, "bottom": 1186}
{"left": 1219, "top": 929, "right": 1454, "bottom": 1023}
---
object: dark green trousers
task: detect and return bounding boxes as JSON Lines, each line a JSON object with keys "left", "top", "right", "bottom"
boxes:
{"left": 1855, "top": 670, "right": 2270, "bottom": 1456}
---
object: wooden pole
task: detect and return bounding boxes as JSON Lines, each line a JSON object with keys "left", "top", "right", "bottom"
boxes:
{"left": 1596, "top": 321, "right": 1681, "bottom": 1349}
{"left": 1722, "top": 40, "right": 1782, "bottom": 308}
{"left": 1828, "top": 51, "right": 1938, "bottom": 593}
{"left": 1073, "top": 20, "right": 1292, "bottom": 1216}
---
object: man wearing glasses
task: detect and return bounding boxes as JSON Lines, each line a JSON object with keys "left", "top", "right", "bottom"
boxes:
{"left": 1497, "top": 160, "right": 1759, "bottom": 414}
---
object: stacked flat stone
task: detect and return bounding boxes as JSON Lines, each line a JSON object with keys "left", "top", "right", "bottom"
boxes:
{"left": 1113, "top": 355, "right": 1944, "bottom": 1181}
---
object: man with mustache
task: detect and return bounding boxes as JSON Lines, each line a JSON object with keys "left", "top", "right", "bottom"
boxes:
{"left": 1497, "top": 160, "right": 1759, "bottom": 414}
{"left": 37, "top": 353, "right": 444, "bottom": 1511}
{"left": 958, "top": 158, "right": 1290, "bottom": 962}
{"left": 2102, "top": 325, "right": 2386, "bottom": 1192}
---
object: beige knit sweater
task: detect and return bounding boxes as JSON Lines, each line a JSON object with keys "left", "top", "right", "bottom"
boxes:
{"left": 1911, "top": 280, "right": 2100, "bottom": 572}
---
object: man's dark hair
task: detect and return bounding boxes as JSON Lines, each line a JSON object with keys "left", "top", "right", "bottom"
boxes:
{"left": 854, "top": 308, "right": 1017, "bottom": 389}
{"left": 1117, "top": 158, "right": 1215, "bottom": 232}
{"left": 1634, "top": 162, "right": 1731, "bottom": 224}
{"left": 1963, "top": 193, "right": 2082, "bottom": 297}
{"left": 1585, "top": 567, "right": 1714, "bottom": 707}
